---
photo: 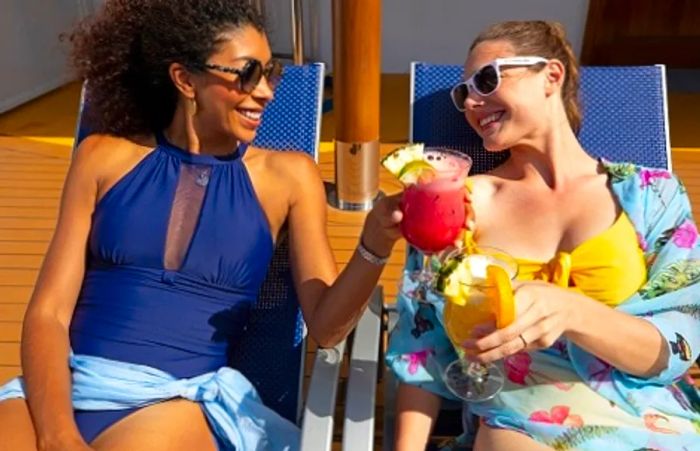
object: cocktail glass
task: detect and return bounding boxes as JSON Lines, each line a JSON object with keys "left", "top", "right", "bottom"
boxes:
{"left": 399, "top": 148, "right": 472, "bottom": 301}
{"left": 441, "top": 247, "right": 518, "bottom": 402}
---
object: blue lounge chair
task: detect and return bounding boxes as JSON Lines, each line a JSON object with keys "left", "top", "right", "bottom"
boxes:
{"left": 74, "top": 63, "right": 353, "bottom": 450}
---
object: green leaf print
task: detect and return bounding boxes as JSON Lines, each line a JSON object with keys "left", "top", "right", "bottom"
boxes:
{"left": 605, "top": 162, "right": 638, "bottom": 183}
{"left": 692, "top": 418, "right": 700, "bottom": 434}
{"left": 649, "top": 304, "right": 700, "bottom": 321}
{"left": 640, "top": 260, "right": 700, "bottom": 299}
{"left": 548, "top": 425, "right": 618, "bottom": 450}
{"left": 652, "top": 228, "right": 675, "bottom": 255}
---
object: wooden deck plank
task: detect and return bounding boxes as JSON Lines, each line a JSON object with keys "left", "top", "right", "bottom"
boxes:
{"left": 0, "top": 269, "right": 39, "bottom": 286}
{"left": 0, "top": 304, "right": 28, "bottom": 322}
{"left": 0, "top": 218, "right": 57, "bottom": 229}
{"left": 0, "top": 343, "right": 21, "bottom": 366}
{"left": 0, "top": 322, "right": 22, "bottom": 342}
{"left": 0, "top": 286, "right": 34, "bottom": 304}
{"left": 0, "top": 255, "right": 44, "bottom": 269}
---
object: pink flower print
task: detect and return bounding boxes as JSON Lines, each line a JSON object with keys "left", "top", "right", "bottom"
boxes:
{"left": 643, "top": 413, "right": 680, "bottom": 434}
{"left": 504, "top": 352, "right": 573, "bottom": 391}
{"left": 636, "top": 232, "right": 648, "bottom": 252}
{"left": 405, "top": 349, "right": 432, "bottom": 375}
{"left": 671, "top": 221, "right": 698, "bottom": 249}
{"left": 529, "top": 406, "right": 584, "bottom": 427}
{"left": 640, "top": 168, "right": 671, "bottom": 188}
{"left": 504, "top": 352, "right": 531, "bottom": 385}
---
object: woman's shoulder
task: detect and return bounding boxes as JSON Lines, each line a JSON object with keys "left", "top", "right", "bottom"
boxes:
{"left": 246, "top": 145, "right": 319, "bottom": 183}
{"left": 72, "top": 134, "right": 156, "bottom": 183}
{"left": 75, "top": 134, "right": 154, "bottom": 163}
{"left": 465, "top": 173, "right": 499, "bottom": 200}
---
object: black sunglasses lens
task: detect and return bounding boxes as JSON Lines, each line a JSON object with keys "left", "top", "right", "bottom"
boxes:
{"left": 474, "top": 65, "right": 498, "bottom": 95}
{"left": 239, "top": 60, "right": 263, "bottom": 93}
{"left": 451, "top": 83, "right": 468, "bottom": 110}
{"left": 265, "top": 60, "right": 283, "bottom": 89}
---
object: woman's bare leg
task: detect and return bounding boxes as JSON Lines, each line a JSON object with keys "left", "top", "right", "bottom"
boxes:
{"left": 474, "top": 423, "right": 554, "bottom": 451}
{"left": 91, "top": 399, "right": 217, "bottom": 451}
{"left": 0, "top": 399, "right": 38, "bottom": 451}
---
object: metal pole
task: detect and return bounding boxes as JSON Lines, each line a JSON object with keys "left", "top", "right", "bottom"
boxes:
{"left": 329, "top": 0, "right": 381, "bottom": 211}
{"left": 253, "top": 0, "right": 265, "bottom": 17}
{"left": 291, "top": 0, "right": 304, "bottom": 65}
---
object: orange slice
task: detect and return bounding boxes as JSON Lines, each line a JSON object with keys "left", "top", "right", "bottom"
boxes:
{"left": 485, "top": 264, "right": 515, "bottom": 328}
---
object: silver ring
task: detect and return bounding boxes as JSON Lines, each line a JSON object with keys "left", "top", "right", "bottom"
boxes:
{"left": 518, "top": 334, "right": 528, "bottom": 348}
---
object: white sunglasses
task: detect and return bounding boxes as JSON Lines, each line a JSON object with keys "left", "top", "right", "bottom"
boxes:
{"left": 450, "top": 56, "right": 548, "bottom": 111}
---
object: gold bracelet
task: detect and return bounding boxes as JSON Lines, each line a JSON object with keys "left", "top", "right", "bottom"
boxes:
{"left": 356, "top": 240, "right": 389, "bottom": 266}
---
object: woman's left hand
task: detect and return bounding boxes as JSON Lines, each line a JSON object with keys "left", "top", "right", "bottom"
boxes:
{"left": 462, "top": 280, "right": 576, "bottom": 363}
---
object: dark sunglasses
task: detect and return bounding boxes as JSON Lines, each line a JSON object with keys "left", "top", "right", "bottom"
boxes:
{"left": 202, "top": 58, "right": 284, "bottom": 93}
{"left": 450, "top": 56, "right": 548, "bottom": 111}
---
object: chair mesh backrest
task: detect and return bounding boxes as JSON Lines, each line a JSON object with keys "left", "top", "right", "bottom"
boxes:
{"left": 410, "top": 63, "right": 670, "bottom": 173}
{"left": 73, "top": 63, "right": 325, "bottom": 424}
{"left": 253, "top": 63, "right": 324, "bottom": 159}
{"left": 231, "top": 63, "right": 324, "bottom": 423}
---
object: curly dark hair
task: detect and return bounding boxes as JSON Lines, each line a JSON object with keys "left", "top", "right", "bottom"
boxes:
{"left": 67, "top": 0, "right": 265, "bottom": 137}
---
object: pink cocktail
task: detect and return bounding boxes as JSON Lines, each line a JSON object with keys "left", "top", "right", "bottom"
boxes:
{"left": 400, "top": 149, "right": 472, "bottom": 254}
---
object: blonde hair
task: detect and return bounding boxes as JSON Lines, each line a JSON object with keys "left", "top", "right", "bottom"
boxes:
{"left": 470, "top": 21, "right": 582, "bottom": 134}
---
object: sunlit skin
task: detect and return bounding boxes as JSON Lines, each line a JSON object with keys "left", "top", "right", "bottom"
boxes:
{"left": 396, "top": 39, "right": 668, "bottom": 451}
{"left": 167, "top": 26, "right": 275, "bottom": 154}
{"left": 0, "top": 25, "right": 403, "bottom": 451}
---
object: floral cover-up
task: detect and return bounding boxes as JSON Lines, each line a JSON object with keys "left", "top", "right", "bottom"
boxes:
{"left": 386, "top": 162, "right": 700, "bottom": 450}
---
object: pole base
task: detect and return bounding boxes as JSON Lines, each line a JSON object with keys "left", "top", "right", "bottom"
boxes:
{"left": 325, "top": 182, "right": 384, "bottom": 211}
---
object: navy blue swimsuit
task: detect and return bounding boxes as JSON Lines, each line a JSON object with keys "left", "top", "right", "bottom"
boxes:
{"left": 69, "top": 133, "right": 274, "bottom": 441}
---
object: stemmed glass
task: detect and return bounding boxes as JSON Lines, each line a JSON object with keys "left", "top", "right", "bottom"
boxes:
{"left": 441, "top": 247, "right": 518, "bottom": 402}
{"left": 398, "top": 148, "right": 472, "bottom": 301}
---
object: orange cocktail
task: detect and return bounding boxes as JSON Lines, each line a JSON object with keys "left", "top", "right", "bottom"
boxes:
{"left": 437, "top": 247, "right": 518, "bottom": 401}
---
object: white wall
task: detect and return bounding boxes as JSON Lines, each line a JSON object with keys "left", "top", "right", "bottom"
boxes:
{"left": 0, "top": 1, "right": 94, "bottom": 113}
{"left": 268, "top": 0, "right": 589, "bottom": 73}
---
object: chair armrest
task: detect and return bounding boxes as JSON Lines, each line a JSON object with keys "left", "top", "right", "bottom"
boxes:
{"left": 300, "top": 339, "right": 346, "bottom": 451}
{"left": 382, "top": 301, "right": 399, "bottom": 451}
{"left": 342, "top": 287, "right": 383, "bottom": 450}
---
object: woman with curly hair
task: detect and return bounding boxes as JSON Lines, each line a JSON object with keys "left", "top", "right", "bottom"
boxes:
{"left": 0, "top": 1, "right": 402, "bottom": 449}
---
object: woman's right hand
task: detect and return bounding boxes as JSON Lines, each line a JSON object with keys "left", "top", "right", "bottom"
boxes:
{"left": 359, "top": 192, "right": 404, "bottom": 258}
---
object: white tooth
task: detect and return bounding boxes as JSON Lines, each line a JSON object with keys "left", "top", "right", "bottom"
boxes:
{"left": 241, "top": 110, "right": 261, "bottom": 120}
{"left": 479, "top": 113, "right": 500, "bottom": 127}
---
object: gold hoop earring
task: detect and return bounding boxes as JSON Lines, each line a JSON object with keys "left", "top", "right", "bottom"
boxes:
{"left": 187, "top": 97, "right": 197, "bottom": 116}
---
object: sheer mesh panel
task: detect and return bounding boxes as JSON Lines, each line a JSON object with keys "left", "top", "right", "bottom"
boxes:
{"left": 164, "top": 164, "right": 211, "bottom": 270}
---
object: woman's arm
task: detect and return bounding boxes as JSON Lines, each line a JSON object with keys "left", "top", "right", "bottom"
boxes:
{"left": 465, "top": 282, "right": 667, "bottom": 377}
{"left": 284, "top": 155, "right": 402, "bottom": 347}
{"left": 395, "top": 384, "right": 441, "bottom": 451}
{"left": 564, "top": 291, "right": 668, "bottom": 376}
{"left": 21, "top": 138, "right": 103, "bottom": 449}
{"left": 469, "top": 172, "right": 700, "bottom": 380}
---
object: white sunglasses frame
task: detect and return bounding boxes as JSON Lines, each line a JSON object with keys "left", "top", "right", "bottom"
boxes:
{"left": 450, "top": 56, "right": 549, "bottom": 111}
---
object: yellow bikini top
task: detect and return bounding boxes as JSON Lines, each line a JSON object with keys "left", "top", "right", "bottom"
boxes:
{"left": 514, "top": 213, "right": 647, "bottom": 306}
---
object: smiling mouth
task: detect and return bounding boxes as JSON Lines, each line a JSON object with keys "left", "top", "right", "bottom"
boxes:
{"left": 479, "top": 111, "right": 504, "bottom": 129}
{"left": 237, "top": 109, "right": 262, "bottom": 122}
